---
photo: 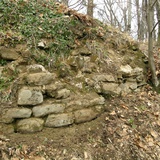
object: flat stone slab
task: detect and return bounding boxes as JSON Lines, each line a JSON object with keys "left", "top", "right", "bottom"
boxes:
{"left": 92, "top": 74, "right": 116, "bottom": 82}
{"left": 33, "top": 103, "right": 65, "bottom": 117}
{"left": 101, "top": 83, "right": 121, "bottom": 95}
{"left": 16, "top": 118, "right": 44, "bottom": 133}
{"left": 2, "top": 108, "right": 32, "bottom": 123}
{"left": 18, "top": 88, "right": 43, "bottom": 105}
{"left": 45, "top": 113, "right": 74, "bottom": 127}
{"left": 66, "top": 93, "right": 105, "bottom": 112}
{"left": 26, "top": 73, "right": 55, "bottom": 85}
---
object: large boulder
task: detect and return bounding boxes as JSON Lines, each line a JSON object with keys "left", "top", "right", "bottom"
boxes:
{"left": 33, "top": 103, "right": 65, "bottom": 117}
{"left": 18, "top": 88, "right": 43, "bottom": 105}
{"left": 16, "top": 118, "right": 44, "bottom": 133}
{"left": 45, "top": 113, "right": 74, "bottom": 127}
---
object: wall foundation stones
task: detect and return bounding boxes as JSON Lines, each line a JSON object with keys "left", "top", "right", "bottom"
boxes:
{"left": 74, "top": 109, "right": 98, "bottom": 124}
{"left": 18, "top": 89, "right": 43, "bottom": 105}
{"left": 16, "top": 118, "right": 44, "bottom": 133}
{"left": 45, "top": 113, "right": 74, "bottom": 127}
{"left": 32, "top": 104, "right": 65, "bottom": 117}
{"left": 1, "top": 108, "right": 32, "bottom": 123}
{"left": 0, "top": 45, "right": 146, "bottom": 133}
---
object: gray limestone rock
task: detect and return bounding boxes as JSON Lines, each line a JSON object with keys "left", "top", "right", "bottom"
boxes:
{"left": 120, "top": 82, "right": 138, "bottom": 95}
{"left": 66, "top": 93, "right": 105, "bottom": 112}
{"left": 125, "top": 82, "right": 138, "bottom": 90}
{"left": 27, "top": 64, "right": 47, "bottom": 73}
{"left": 16, "top": 118, "right": 44, "bottom": 133}
{"left": 90, "top": 96, "right": 105, "bottom": 106}
{"left": 92, "top": 74, "right": 116, "bottom": 82}
{"left": 55, "top": 89, "right": 71, "bottom": 99}
{"left": 101, "top": 83, "right": 121, "bottom": 95}
{"left": 136, "top": 75, "right": 144, "bottom": 82}
{"left": 74, "top": 109, "right": 98, "bottom": 124}
{"left": 132, "top": 67, "right": 143, "bottom": 76}
{"left": 45, "top": 113, "right": 74, "bottom": 127}
{"left": 45, "top": 82, "right": 66, "bottom": 97}
{"left": 2, "top": 108, "right": 32, "bottom": 123}
{"left": 0, "top": 47, "right": 20, "bottom": 60}
{"left": 18, "top": 88, "right": 43, "bottom": 105}
{"left": 33, "top": 103, "right": 65, "bottom": 117}
{"left": 119, "top": 65, "right": 133, "bottom": 77}
{"left": 26, "top": 72, "right": 55, "bottom": 85}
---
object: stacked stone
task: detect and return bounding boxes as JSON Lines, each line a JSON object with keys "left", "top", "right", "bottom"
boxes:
{"left": 0, "top": 46, "right": 145, "bottom": 133}
{"left": 85, "top": 64, "right": 145, "bottom": 96}
{"left": 0, "top": 64, "right": 105, "bottom": 133}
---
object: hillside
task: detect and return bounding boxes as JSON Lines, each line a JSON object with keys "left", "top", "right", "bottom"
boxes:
{"left": 0, "top": 1, "right": 160, "bottom": 159}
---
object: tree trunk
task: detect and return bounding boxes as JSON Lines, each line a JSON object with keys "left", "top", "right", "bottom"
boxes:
{"left": 123, "top": 7, "right": 128, "bottom": 31}
{"left": 156, "top": 0, "right": 160, "bottom": 45}
{"left": 147, "top": 0, "right": 159, "bottom": 87}
{"left": 139, "top": 0, "right": 146, "bottom": 41}
{"left": 127, "top": 0, "right": 132, "bottom": 32}
{"left": 87, "top": 0, "right": 94, "bottom": 18}
{"left": 152, "top": 4, "right": 156, "bottom": 40}
{"left": 136, "top": 0, "right": 141, "bottom": 40}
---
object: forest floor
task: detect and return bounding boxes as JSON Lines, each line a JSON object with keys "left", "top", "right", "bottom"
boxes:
{"left": 1, "top": 85, "right": 160, "bottom": 160}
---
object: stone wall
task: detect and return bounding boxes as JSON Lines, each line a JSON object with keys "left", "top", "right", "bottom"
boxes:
{"left": 0, "top": 45, "right": 146, "bottom": 133}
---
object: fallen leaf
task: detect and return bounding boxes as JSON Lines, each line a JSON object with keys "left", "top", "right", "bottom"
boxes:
{"left": 145, "top": 135, "right": 154, "bottom": 146}
{"left": 39, "top": 14, "right": 43, "bottom": 18}
{"left": 150, "top": 130, "right": 158, "bottom": 139}
{"left": 38, "top": 27, "right": 43, "bottom": 31}
{"left": 136, "top": 141, "right": 148, "bottom": 150}
{"left": 105, "top": 117, "right": 109, "bottom": 121}
{"left": 121, "top": 104, "right": 128, "bottom": 109}
{"left": 38, "top": 41, "right": 45, "bottom": 48}
{"left": 157, "top": 119, "right": 160, "bottom": 126}
{"left": 110, "top": 111, "right": 116, "bottom": 115}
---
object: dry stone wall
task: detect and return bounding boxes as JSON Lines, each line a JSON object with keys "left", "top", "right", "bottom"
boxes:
{"left": 0, "top": 45, "right": 146, "bottom": 133}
